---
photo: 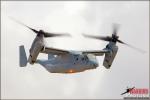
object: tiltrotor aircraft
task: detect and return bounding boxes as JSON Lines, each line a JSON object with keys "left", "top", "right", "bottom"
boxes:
{"left": 11, "top": 18, "right": 144, "bottom": 74}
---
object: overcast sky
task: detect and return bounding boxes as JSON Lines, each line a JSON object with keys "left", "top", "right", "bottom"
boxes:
{"left": 1, "top": 1, "right": 149, "bottom": 99}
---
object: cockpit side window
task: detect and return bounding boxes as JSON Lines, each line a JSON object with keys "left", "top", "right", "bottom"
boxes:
{"left": 81, "top": 55, "right": 88, "bottom": 64}
{"left": 73, "top": 54, "right": 89, "bottom": 64}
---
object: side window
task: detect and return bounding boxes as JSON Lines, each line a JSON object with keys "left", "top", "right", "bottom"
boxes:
{"left": 74, "top": 55, "right": 79, "bottom": 61}
{"left": 73, "top": 55, "right": 79, "bottom": 64}
{"left": 76, "top": 57, "right": 78, "bottom": 61}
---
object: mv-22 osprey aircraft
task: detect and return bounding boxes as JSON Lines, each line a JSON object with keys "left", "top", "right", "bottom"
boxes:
{"left": 11, "top": 18, "right": 144, "bottom": 73}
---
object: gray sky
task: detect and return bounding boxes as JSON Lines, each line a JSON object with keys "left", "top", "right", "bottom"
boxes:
{"left": 1, "top": 1, "right": 149, "bottom": 99}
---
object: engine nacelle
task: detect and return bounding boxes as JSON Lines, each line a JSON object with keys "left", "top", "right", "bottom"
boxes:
{"left": 28, "top": 35, "right": 45, "bottom": 64}
{"left": 103, "top": 42, "right": 118, "bottom": 69}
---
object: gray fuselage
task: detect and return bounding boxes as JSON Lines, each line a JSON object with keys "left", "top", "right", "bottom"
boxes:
{"left": 37, "top": 52, "right": 99, "bottom": 73}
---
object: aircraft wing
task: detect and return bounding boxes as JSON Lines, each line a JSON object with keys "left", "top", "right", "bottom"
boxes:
{"left": 41, "top": 47, "right": 69, "bottom": 55}
{"left": 82, "top": 49, "right": 110, "bottom": 56}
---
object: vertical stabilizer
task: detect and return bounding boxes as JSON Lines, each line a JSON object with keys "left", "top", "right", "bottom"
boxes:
{"left": 19, "top": 45, "right": 27, "bottom": 67}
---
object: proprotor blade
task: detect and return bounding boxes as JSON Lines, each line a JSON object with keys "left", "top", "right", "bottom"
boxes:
{"left": 44, "top": 32, "right": 71, "bottom": 37}
{"left": 9, "top": 17, "right": 71, "bottom": 38}
{"left": 82, "top": 33, "right": 111, "bottom": 42}
{"left": 117, "top": 39, "right": 146, "bottom": 53}
{"left": 9, "top": 17, "right": 39, "bottom": 34}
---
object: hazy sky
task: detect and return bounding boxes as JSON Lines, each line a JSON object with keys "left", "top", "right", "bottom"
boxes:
{"left": 1, "top": 1, "right": 149, "bottom": 99}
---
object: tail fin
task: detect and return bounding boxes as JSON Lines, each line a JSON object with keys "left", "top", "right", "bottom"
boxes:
{"left": 19, "top": 45, "right": 27, "bottom": 67}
